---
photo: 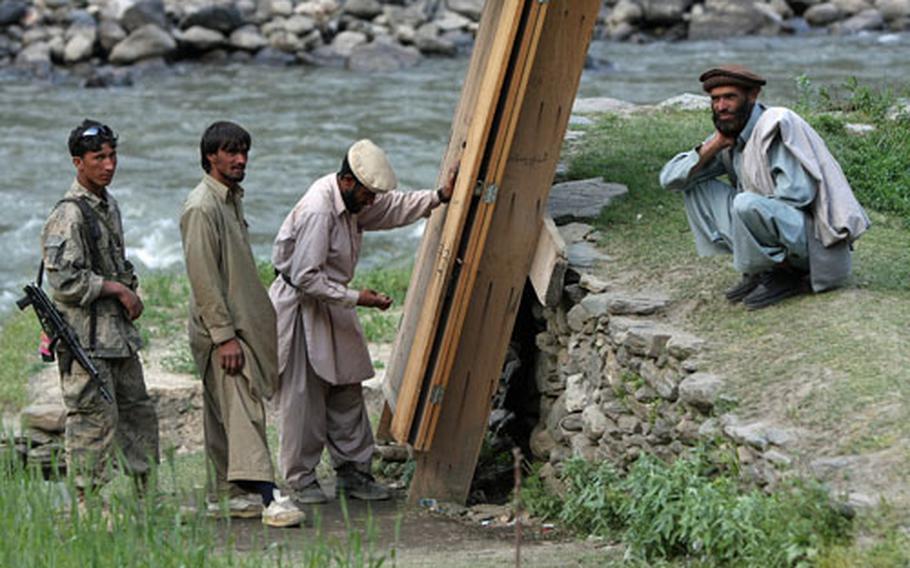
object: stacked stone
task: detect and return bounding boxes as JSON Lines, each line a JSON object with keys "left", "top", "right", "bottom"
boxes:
{"left": 0, "top": 0, "right": 484, "bottom": 77}
{"left": 527, "top": 216, "right": 795, "bottom": 491}
{"left": 5, "top": 403, "right": 68, "bottom": 477}
{"left": 601, "top": 0, "right": 910, "bottom": 42}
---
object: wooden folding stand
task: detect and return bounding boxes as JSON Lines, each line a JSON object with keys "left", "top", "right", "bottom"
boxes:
{"left": 382, "top": 0, "right": 601, "bottom": 505}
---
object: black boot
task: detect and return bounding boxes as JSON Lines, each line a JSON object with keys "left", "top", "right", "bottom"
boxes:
{"left": 724, "top": 273, "right": 765, "bottom": 302}
{"left": 743, "top": 268, "right": 809, "bottom": 310}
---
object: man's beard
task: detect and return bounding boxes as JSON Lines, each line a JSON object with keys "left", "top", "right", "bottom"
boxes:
{"left": 713, "top": 100, "right": 753, "bottom": 137}
{"left": 341, "top": 188, "right": 363, "bottom": 214}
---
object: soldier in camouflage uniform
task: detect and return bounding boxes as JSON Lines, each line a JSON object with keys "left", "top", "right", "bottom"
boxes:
{"left": 40, "top": 119, "right": 159, "bottom": 493}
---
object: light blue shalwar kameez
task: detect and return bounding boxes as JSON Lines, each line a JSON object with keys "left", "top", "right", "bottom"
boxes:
{"left": 659, "top": 104, "right": 818, "bottom": 275}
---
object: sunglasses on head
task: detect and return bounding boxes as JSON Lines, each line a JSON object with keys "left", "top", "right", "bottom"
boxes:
{"left": 81, "top": 125, "right": 114, "bottom": 138}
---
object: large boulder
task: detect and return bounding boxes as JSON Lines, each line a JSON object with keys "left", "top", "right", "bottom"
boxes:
{"left": 347, "top": 38, "right": 421, "bottom": 72}
{"left": 98, "top": 19, "right": 127, "bottom": 51}
{"left": 121, "top": 0, "right": 168, "bottom": 33}
{"left": 175, "top": 25, "right": 225, "bottom": 51}
{"left": 805, "top": 2, "right": 844, "bottom": 24}
{"left": 876, "top": 0, "right": 910, "bottom": 20}
{"left": 229, "top": 25, "right": 268, "bottom": 51}
{"left": 0, "top": 0, "right": 28, "bottom": 27}
{"left": 414, "top": 22, "right": 457, "bottom": 55}
{"left": 330, "top": 29, "right": 368, "bottom": 57}
{"left": 832, "top": 0, "right": 874, "bottom": 14}
{"left": 295, "top": 0, "right": 341, "bottom": 22}
{"left": 835, "top": 7, "right": 885, "bottom": 30}
{"left": 64, "top": 32, "right": 95, "bottom": 63}
{"left": 15, "top": 40, "right": 50, "bottom": 65}
{"left": 180, "top": 4, "right": 245, "bottom": 33}
{"left": 447, "top": 0, "right": 484, "bottom": 20}
{"left": 20, "top": 403, "right": 65, "bottom": 434}
{"left": 109, "top": 23, "right": 176, "bottom": 64}
{"left": 284, "top": 14, "right": 316, "bottom": 35}
{"left": 639, "top": 0, "right": 692, "bottom": 24}
{"left": 344, "top": 0, "right": 383, "bottom": 19}
{"left": 688, "top": 1, "right": 768, "bottom": 40}
{"left": 548, "top": 178, "right": 629, "bottom": 224}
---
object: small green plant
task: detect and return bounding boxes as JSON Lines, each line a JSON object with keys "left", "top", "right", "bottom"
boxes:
{"left": 524, "top": 451, "right": 851, "bottom": 566}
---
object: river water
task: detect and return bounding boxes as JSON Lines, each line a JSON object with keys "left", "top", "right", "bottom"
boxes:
{"left": 1, "top": 33, "right": 908, "bottom": 313}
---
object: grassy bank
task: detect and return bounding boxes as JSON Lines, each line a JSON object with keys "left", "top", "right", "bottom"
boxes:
{"left": 0, "top": 445, "right": 394, "bottom": 567}
{"left": 523, "top": 452, "right": 851, "bottom": 566}
{"left": 0, "top": 263, "right": 413, "bottom": 411}
{"left": 560, "top": 81, "right": 910, "bottom": 563}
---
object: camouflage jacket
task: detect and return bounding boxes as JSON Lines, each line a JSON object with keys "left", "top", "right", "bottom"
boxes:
{"left": 40, "top": 180, "right": 141, "bottom": 358}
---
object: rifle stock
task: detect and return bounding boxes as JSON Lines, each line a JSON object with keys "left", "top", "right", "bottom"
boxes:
{"left": 17, "top": 283, "right": 114, "bottom": 404}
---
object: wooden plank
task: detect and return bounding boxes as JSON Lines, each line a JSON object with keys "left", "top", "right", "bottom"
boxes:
{"left": 388, "top": 0, "right": 527, "bottom": 442}
{"left": 375, "top": 401, "right": 393, "bottom": 443}
{"left": 408, "top": 0, "right": 602, "bottom": 504}
{"left": 411, "top": 0, "right": 549, "bottom": 450}
{"left": 382, "top": 0, "right": 509, "bottom": 414}
{"left": 528, "top": 216, "right": 567, "bottom": 308}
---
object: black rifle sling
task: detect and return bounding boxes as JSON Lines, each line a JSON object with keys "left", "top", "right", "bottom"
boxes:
{"left": 56, "top": 198, "right": 105, "bottom": 352}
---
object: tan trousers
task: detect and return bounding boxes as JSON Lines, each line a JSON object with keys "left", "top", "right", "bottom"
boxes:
{"left": 202, "top": 351, "right": 274, "bottom": 497}
{"left": 60, "top": 354, "right": 159, "bottom": 489}
{"left": 278, "top": 327, "right": 374, "bottom": 490}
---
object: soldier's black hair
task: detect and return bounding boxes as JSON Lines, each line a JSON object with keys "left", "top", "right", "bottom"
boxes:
{"left": 200, "top": 121, "right": 251, "bottom": 173}
{"left": 68, "top": 119, "right": 118, "bottom": 157}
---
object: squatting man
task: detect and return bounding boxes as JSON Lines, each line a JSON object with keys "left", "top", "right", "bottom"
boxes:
{"left": 660, "top": 65, "right": 869, "bottom": 309}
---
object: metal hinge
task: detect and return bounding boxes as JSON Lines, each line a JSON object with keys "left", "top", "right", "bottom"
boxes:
{"left": 483, "top": 184, "right": 498, "bottom": 204}
{"left": 429, "top": 385, "right": 445, "bottom": 405}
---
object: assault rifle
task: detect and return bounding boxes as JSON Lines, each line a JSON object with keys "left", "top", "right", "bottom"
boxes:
{"left": 17, "top": 282, "right": 114, "bottom": 404}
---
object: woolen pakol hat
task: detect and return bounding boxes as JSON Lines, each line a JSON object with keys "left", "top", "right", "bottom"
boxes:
{"left": 699, "top": 64, "right": 767, "bottom": 92}
{"left": 347, "top": 139, "right": 397, "bottom": 193}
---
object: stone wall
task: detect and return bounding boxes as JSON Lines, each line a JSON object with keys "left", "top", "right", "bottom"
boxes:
{"left": 526, "top": 219, "right": 792, "bottom": 491}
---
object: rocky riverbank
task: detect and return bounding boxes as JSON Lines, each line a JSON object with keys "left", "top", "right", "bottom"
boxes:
{"left": 2, "top": 0, "right": 909, "bottom": 85}
{"left": 603, "top": 0, "right": 910, "bottom": 41}
{"left": 0, "top": 0, "right": 484, "bottom": 84}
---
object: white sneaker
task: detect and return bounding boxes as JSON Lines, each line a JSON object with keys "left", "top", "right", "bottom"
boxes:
{"left": 207, "top": 493, "right": 263, "bottom": 519}
{"left": 262, "top": 490, "right": 305, "bottom": 528}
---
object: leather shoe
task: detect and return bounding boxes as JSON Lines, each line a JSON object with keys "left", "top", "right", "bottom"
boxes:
{"left": 743, "top": 269, "right": 808, "bottom": 310}
{"left": 724, "top": 273, "right": 764, "bottom": 302}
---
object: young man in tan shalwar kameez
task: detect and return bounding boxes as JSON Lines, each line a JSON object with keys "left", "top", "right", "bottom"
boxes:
{"left": 270, "top": 140, "right": 456, "bottom": 503}
{"left": 180, "top": 121, "right": 304, "bottom": 527}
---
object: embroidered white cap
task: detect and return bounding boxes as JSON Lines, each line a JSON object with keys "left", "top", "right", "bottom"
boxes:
{"left": 347, "top": 139, "right": 398, "bottom": 193}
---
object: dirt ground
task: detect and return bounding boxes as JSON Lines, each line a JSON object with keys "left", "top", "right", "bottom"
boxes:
{"left": 217, "top": 491, "right": 615, "bottom": 567}
{"left": 12, "top": 343, "right": 615, "bottom": 567}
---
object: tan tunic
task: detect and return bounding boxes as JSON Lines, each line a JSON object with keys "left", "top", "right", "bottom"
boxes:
{"left": 41, "top": 180, "right": 141, "bottom": 358}
{"left": 180, "top": 174, "right": 279, "bottom": 399}
{"left": 270, "top": 173, "right": 441, "bottom": 386}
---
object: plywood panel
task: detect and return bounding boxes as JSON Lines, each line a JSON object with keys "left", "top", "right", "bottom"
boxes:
{"left": 411, "top": 0, "right": 549, "bottom": 450}
{"left": 387, "top": 0, "right": 527, "bottom": 442}
{"left": 408, "top": 0, "right": 602, "bottom": 504}
{"left": 382, "top": 0, "right": 517, "bottom": 416}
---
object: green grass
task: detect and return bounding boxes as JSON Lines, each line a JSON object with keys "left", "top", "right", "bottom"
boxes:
{"left": 0, "top": 310, "right": 43, "bottom": 411}
{"left": 523, "top": 452, "right": 853, "bottom": 566}
{"left": 0, "top": 444, "right": 395, "bottom": 567}
{"left": 1, "top": 263, "right": 414, "bottom": 410}
{"left": 562, "top": 80, "right": 910, "bottom": 563}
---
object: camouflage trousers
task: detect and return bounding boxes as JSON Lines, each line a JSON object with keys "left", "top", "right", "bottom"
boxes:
{"left": 59, "top": 354, "right": 160, "bottom": 489}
